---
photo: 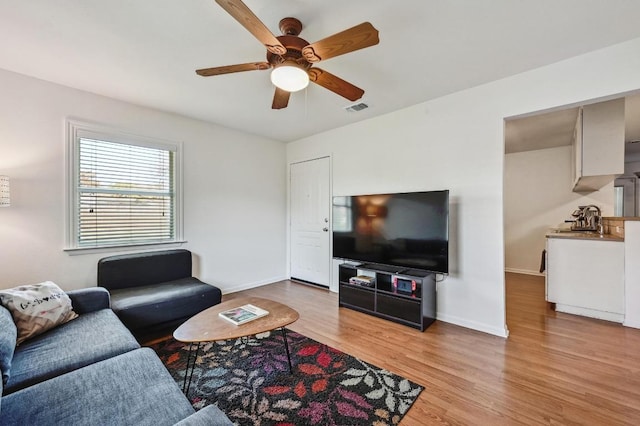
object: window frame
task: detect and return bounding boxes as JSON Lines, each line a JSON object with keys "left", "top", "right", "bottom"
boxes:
{"left": 65, "top": 119, "right": 184, "bottom": 254}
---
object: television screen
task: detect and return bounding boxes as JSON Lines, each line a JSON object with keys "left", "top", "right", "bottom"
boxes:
{"left": 332, "top": 190, "right": 449, "bottom": 274}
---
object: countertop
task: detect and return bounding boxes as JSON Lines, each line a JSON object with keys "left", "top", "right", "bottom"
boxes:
{"left": 546, "top": 230, "right": 624, "bottom": 242}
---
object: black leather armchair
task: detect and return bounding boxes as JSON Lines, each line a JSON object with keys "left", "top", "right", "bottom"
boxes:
{"left": 97, "top": 249, "right": 222, "bottom": 333}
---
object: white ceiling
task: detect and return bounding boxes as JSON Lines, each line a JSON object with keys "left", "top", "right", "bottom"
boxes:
{"left": 2, "top": 1, "right": 640, "bottom": 142}
{"left": 505, "top": 93, "right": 640, "bottom": 154}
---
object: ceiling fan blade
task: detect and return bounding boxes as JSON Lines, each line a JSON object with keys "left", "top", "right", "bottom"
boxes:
{"left": 272, "top": 87, "right": 291, "bottom": 109}
{"left": 302, "top": 22, "right": 379, "bottom": 63}
{"left": 308, "top": 68, "right": 364, "bottom": 101}
{"left": 215, "top": 0, "right": 286, "bottom": 55}
{"left": 196, "top": 62, "right": 271, "bottom": 76}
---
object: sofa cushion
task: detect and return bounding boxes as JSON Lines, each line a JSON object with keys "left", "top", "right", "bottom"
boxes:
{"left": 3, "top": 308, "right": 139, "bottom": 394}
{"left": 0, "top": 281, "right": 78, "bottom": 345}
{"left": 0, "top": 348, "right": 198, "bottom": 426}
{"left": 110, "top": 277, "right": 222, "bottom": 330}
{"left": 98, "top": 249, "right": 193, "bottom": 290}
{"left": 173, "top": 405, "right": 234, "bottom": 426}
{"left": 0, "top": 305, "right": 17, "bottom": 385}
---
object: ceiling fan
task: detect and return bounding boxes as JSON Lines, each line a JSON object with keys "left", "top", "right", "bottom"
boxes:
{"left": 196, "top": 0, "right": 380, "bottom": 109}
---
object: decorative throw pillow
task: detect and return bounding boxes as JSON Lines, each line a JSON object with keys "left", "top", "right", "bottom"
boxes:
{"left": 0, "top": 281, "right": 78, "bottom": 345}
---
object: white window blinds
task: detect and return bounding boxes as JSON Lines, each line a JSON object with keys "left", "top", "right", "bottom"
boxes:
{"left": 76, "top": 137, "right": 175, "bottom": 248}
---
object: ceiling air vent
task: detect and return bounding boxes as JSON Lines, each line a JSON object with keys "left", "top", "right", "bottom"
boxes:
{"left": 345, "top": 102, "right": 369, "bottom": 112}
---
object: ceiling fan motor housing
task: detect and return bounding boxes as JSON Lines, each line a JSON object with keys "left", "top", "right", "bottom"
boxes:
{"left": 267, "top": 35, "right": 311, "bottom": 70}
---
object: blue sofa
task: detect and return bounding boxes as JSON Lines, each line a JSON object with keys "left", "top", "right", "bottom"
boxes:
{"left": 98, "top": 249, "right": 222, "bottom": 333}
{"left": 0, "top": 287, "right": 232, "bottom": 426}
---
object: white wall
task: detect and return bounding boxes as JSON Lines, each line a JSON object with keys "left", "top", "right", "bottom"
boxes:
{"left": 624, "top": 221, "right": 640, "bottom": 329}
{"left": 287, "top": 37, "right": 640, "bottom": 337}
{"left": 0, "top": 69, "right": 287, "bottom": 292}
{"left": 504, "top": 146, "right": 614, "bottom": 275}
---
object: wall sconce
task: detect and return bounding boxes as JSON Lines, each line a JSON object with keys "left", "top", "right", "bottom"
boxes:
{"left": 0, "top": 176, "right": 10, "bottom": 207}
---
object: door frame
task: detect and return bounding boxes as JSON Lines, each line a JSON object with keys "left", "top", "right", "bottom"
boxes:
{"left": 287, "top": 155, "right": 335, "bottom": 292}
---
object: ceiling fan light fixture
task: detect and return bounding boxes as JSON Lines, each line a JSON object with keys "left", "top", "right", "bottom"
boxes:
{"left": 270, "top": 62, "right": 309, "bottom": 92}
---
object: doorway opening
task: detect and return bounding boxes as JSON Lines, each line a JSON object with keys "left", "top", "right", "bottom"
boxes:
{"left": 503, "top": 91, "right": 640, "bottom": 329}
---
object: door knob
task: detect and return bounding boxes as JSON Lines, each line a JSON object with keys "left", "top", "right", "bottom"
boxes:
{"left": 322, "top": 227, "right": 329, "bottom": 232}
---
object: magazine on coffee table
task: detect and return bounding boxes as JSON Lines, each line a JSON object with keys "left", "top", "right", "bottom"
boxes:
{"left": 218, "top": 304, "right": 269, "bottom": 325}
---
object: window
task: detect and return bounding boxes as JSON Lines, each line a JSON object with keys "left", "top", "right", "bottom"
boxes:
{"left": 332, "top": 196, "right": 353, "bottom": 232}
{"left": 66, "top": 120, "right": 183, "bottom": 251}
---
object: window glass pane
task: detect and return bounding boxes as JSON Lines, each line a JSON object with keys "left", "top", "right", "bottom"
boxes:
{"left": 614, "top": 186, "right": 623, "bottom": 217}
{"left": 77, "top": 137, "right": 175, "bottom": 247}
{"left": 332, "top": 196, "right": 353, "bottom": 232}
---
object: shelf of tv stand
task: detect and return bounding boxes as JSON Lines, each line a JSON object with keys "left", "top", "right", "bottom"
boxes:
{"left": 339, "top": 281, "right": 375, "bottom": 292}
{"left": 337, "top": 262, "right": 436, "bottom": 331}
{"left": 357, "top": 263, "right": 404, "bottom": 274}
{"left": 377, "top": 287, "right": 422, "bottom": 301}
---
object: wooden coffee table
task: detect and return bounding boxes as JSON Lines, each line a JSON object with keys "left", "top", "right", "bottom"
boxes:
{"left": 173, "top": 297, "right": 299, "bottom": 395}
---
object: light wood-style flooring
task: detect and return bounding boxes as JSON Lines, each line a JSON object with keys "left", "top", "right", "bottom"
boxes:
{"left": 217, "top": 272, "right": 640, "bottom": 425}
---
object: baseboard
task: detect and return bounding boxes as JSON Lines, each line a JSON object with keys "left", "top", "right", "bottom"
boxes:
{"left": 290, "top": 278, "right": 330, "bottom": 290}
{"left": 437, "top": 312, "right": 509, "bottom": 338}
{"left": 555, "top": 303, "right": 624, "bottom": 323}
{"left": 623, "top": 319, "right": 640, "bottom": 329}
{"left": 504, "top": 267, "right": 543, "bottom": 277}
{"left": 220, "top": 275, "right": 288, "bottom": 295}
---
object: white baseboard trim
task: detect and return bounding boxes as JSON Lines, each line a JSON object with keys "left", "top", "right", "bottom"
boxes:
{"left": 623, "top": 319, "right": 640, "bottom": 329}
{"left": 437, "top": 313, "right": 509, "bottom": 338}
{"left": 505, "top": 268, "right": 543, "bottom": 277}
{"left": 220, "top": 275, "right": 288, "bottom": 295}
{"left": 556, "top": 303, "right": 624, "bottom": 323}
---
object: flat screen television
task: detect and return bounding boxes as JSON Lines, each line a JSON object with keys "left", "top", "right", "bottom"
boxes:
{"left": 332, "top": 190, "right": 449, "bottom": 274}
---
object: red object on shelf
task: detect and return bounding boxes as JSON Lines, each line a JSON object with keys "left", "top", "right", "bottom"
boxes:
{"left": 392, "top": 277, "right": 417, "bottom": 293}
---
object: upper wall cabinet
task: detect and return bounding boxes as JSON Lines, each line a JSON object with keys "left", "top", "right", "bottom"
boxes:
{"left": 572, "top": 99, "right": 625, "bottom": 192}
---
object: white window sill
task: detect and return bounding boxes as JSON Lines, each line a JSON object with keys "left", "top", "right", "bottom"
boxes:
{"left": 64, "top": 240, "right": 187, "bottom": 256}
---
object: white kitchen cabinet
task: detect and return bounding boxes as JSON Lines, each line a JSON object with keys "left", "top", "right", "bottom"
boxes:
{"left": 546, "top": 237, "right": 624, "bottom": 322}
{"left": 571, "top": 98, "right": 625, "bottom": 192}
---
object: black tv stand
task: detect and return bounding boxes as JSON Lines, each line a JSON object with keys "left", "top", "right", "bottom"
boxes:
{"left": 337, "top": 262, "right": 436, "bottom": 331}
{"left": 358, "top": 263, "right": 403, "bottom": 274}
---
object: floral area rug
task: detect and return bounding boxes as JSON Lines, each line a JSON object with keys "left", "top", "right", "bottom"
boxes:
{"left": 150, "top": 330, "right": 423, "bottom": 426}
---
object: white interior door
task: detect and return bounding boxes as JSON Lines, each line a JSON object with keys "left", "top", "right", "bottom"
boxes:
{"left": 290, "top": 157, "right": 331, "bottom": 286}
